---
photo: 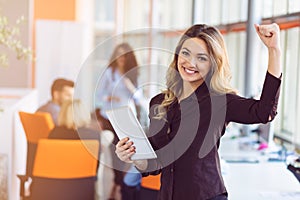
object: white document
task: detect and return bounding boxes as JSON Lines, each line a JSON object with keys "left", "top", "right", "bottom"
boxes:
{"left": 106, "top": 106, "right": 157, "bottom": 160}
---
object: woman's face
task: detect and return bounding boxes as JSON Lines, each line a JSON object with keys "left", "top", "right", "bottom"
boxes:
{"left": 177, "top": 38, "right": 211, "bottom": 88}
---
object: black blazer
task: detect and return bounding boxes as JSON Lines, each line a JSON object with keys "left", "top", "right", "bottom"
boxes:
{"left": 140, "top": 72, "right": 281, "bottom": 200}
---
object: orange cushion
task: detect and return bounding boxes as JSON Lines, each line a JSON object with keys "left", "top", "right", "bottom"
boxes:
{"left": 33, "top": 139, "right": 99, "bottom": 179}
{"left": 141, "top": 174, "right": 161, "bottom": 190}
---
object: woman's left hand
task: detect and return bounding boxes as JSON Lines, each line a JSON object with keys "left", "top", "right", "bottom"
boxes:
{"left": 254, "top": 23, "right": 280, "bottom": 50}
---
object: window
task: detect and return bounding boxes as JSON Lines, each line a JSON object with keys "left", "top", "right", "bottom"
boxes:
{"left": 159, "top": 0, "right": 193, "bottom": 29}
{"left": 95, "top": 0, "right": 115, "bottom": 29}
{"left": 224, "top": 32, "right": 246, "bottom": 93}
{"left": 123, "top": 0, "right": 150, "bottom": 32}
{"left": 277, "top": 27, "right": 300, "bottom": 144}
{"left": 193, "top": 0, "right": 247, "bottom": 25}
{"left": 288, "top": 0, "right": 300, "bottom": 13}
{"left": 273, "top": 0, "right": 288, "bottom": 16}
{"left": 262, "top": 0, "right": 273, "bottom": 18}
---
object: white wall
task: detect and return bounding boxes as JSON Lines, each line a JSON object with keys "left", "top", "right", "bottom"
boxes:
{"left": 35, "top": 20, "right": 88, "bottom": 106}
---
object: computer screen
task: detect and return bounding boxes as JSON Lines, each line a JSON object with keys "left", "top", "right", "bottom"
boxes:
{"left": 257, "top": 122, "right": 274, "bottom": 146}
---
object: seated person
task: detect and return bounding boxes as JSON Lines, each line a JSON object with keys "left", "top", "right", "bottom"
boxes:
{"left": 48, "top": 99, "right": 101, "bottom": 171}
{"left": 37, "top": 78, "right": 74, "bottom": 125}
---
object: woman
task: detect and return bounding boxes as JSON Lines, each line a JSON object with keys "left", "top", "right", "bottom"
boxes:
{"left": 47, "top": 99, "right": 101, "bottom": 200}
{"left": 115, "top": 23, "right": 281, "bottom": 200}
{"left": 49, "top": 99, "right": 100, "bottom": 143}
{"left": 48, "top": 99, "right": 101, "bottom": 168}
{"left": 96, "top": 42, "right": 139, "bottom": 122}
{"left": 95, "top": 42, "right": 142, "bottom": 200}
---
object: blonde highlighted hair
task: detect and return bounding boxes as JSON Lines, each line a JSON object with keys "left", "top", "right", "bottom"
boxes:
{"left": 155, "top": 24, "right": 237, "bottom": 120}
{"left": 58, "top": 99, "right": 91, "bottom": 129}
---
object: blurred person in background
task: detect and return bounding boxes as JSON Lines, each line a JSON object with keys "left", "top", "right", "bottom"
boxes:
{"left": 95, "top": 42, "right": 143, "bottom": 200}
{"left": 48, "top": 99, "right": 101, "bottom": 200}
{"left": 37, "top": 78, "right": 74, "bottom": 125}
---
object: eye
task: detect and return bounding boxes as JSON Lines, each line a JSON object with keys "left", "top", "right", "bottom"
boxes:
{"left": 181, "top": 50, "right": 190, "bottom": 56}
{"left": 198, "top": 56, "right": 208, "bottom": 61}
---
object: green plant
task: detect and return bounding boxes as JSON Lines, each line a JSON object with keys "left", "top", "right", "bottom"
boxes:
{"left": 0, "top": 15, "right": 32, "bottom": 67}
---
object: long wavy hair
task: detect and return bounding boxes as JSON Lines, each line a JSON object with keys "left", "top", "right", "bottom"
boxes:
{"left": 154, "top": 24, "right": 236, "bottom": 120}
{"left": 109, "top": 42, "right": 139, "bottom": 86}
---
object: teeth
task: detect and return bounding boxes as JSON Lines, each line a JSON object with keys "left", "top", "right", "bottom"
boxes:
{"left": 184, "top": 67, "right": 196, "bottom": 74}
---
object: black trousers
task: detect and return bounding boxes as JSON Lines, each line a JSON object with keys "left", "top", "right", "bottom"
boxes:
{"left": 121, "top": 184, "right": 140, "bottom": 200}
{"left": 139, "top": 187, "right": 159, "bottom": 200}
{"left": 209, "top": 193, "right": 228, "bottom": 200}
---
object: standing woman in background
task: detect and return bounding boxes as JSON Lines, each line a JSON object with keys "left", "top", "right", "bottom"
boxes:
{"left": 115, "top": 23, "right": 282, "bottom": 200}
{"left": 95, "top": 43, "right": 141, "bottom": 200}
{"left": 96, "top": 42, "right": 139, "bottom": 132}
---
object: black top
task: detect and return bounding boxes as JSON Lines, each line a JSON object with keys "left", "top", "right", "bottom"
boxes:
{"left": 48, "top": 126, "right": 100, "bottom": 141}
{"left": 141, "top": 72, "right": 281, "bottom": 200}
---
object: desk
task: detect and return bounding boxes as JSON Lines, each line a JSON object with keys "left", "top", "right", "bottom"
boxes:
{"left": 220, "top": 137, "right": 300, "bottom": 200}
{"left": 0, "top": 88, "right": 38, "bottom": 200}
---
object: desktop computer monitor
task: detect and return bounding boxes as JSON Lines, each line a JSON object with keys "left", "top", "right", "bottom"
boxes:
{"left": 256, "top": 122, "right": 275, "bottom": 149}
{"left": 257, "top": 122, "right": 274, "bottom": 144}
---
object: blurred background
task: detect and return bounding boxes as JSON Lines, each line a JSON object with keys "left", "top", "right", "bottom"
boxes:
{"left": 1, "top": 0, "right": 299, "bottom": 149}
{"left": 0, "top": 0, "right": 300, "bottom": 199}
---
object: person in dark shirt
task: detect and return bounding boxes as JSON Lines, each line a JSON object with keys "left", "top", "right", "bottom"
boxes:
{"left": 115, "top": 23, "right": 282, "bottom": 200}
{"left": 37, "top": 78, "right": 74, "bottom": 125}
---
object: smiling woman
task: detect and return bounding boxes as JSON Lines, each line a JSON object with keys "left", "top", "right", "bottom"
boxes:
{"left": 115, "top": 23, "right": 282, "bottom": 200}
{"left": 154, "top": 24, "right": 237, "bottom": 119}
{"left": 177, "top": 38, "right": 211, "bottom": 94}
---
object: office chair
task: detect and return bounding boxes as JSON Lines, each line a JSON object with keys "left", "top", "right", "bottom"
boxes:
{"left": 140, "top": 174, "right": 161, "bottom": 200}
{"left": 141, "top": 174, "right": 161, "bottom": 190}
{"left": 30, "top": 139, "right": 99, "bottom": 200}
{"left": 18, "top": 111, "right": 55, "bottom": 199}
{"left": 287, "top": 157, "right": 300, "bottom": 183}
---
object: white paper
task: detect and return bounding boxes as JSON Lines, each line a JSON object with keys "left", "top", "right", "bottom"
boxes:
{"left": 106, "top": 106, "right": 157, "bottom": 160}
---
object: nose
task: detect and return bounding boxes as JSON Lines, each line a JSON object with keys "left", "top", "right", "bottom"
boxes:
{"left": 186, "top": 56, "right": 197, "bottom": 67}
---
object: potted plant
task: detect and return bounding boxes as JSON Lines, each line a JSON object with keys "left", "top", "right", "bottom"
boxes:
{"left": 0, "top": 15, "right": 32, "bottom": 67}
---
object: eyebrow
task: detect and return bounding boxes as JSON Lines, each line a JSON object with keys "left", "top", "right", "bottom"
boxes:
{"left": 182, "top": 47, "right": 209, "bottom": 57}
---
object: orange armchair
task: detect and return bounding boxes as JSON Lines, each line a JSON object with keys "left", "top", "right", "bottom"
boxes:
{"left": 18, "top": 111, "right": 54, "bottom": 199}
{"left": 30, "top": 139, "right": 99, "bottom": 200}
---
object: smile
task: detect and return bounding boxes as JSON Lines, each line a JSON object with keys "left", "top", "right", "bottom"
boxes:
{"left": 183, "top": 66, "right": 199, "bottom": 74}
